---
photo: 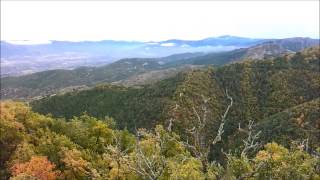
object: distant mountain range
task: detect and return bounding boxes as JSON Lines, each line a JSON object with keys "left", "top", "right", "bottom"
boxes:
{"left": 1, "top": 36, "right": 318, "bottom": 77}
{"left": 167, "top": 37, "right": 320, "bottom": 66}
{"left": 1, "top": 35, "right": 265, "bottom": 76}
{"left": 1, "top": 37, "right": 319, "bottom": 100}
{"left": 1, "top": 35, "right": 263, "bottom": 57}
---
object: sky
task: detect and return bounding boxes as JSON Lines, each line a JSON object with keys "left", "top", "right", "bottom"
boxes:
{"left": 1, "top": 1, "right": 319, "bottom": 44}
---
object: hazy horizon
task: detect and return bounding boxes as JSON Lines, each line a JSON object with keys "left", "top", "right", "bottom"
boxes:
{"left": 3, "top": 34, "right": 319, "bottom": 45}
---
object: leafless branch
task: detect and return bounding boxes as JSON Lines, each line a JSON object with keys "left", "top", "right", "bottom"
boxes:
{"left": 126, "top": 129, "right": 167, "bottom": 180}
{"left": 212, "top": 89, "right": 233, "bottom": 145}
{"left": 167, "top": 118, "right": 173, "bottom": 132}
{"left": 167, "top": 104, "right": 179, "bottom": 132}
{"left": 241, "top": 120, "right": 261, "bottom": 157}
{"left": 193, "top": 106, "right": 202, "bottom": 126}
{"left": 180, "top": 89, "right": 233, "bottom": 173}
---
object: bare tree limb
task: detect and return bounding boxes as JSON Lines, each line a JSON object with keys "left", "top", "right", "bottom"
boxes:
{"left": 212, "top": 89, "right": 233, "bottom": 145}
{"left": 180, "top": 89, "right": 233, "bottom": 173}
{"left": 241, "top": 120, "right": 261, "bottom": 157}
{"left": 126, "top": 129, "right": 167, "bottom": 180}
{"left": 167, "top": 104, "right": 179, "bottom": 132}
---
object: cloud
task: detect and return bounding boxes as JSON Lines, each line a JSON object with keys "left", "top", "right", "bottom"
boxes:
{"left": 160, "top": 43, "right": 176, "bottom": 47}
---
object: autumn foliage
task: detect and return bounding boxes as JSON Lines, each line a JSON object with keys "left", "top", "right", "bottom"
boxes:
{"left": 10, "top": 156, "right": 60, "bottom": 180}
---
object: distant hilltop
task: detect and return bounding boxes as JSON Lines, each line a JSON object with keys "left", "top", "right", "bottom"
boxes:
{"left": 1, "top": 36, "right": 318, "bottom": 77}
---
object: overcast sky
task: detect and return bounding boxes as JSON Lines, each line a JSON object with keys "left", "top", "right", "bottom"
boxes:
{"left": 1, "top": 1, "right": 319, "bottom": 44}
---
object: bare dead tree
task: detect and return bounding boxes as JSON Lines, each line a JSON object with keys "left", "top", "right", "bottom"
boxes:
{"left": 106, "top": 132, "right": 131, "bottom": 180}
{"left": 221, "top": 120, "right": 262, "bottom": 180}
{"left": 212, "top": 89, "right": 233, "bottom": 145}
{"left": 181, "top": 89, "right": 233, "bottom": 173}
{"left": 167, "top": 104, "right": 179, "bottom": 132}
{"left": 241, "top": 120, "right": 261, "bottom": 158}
{"left": 125, "top": 130, "right": 167, "bottom": 180}
{"left": 167, "top": 118, "right": 174, "bottom": 132}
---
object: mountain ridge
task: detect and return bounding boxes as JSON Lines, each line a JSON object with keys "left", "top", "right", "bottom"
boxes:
{"left": 1, "top": 39, "right": 319, "bottom": 100}
{"left": 2, "top": 36, "right": 317, "bottom": 76}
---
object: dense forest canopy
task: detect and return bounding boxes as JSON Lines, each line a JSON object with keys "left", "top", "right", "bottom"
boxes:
{"left": 1, "top": 46, "right": 320, "bottom": 179}
{"left": 1, "top": 101, "right": 319, "bottom": 179}
{"left": 31, "top": 47, "right": 320, "bottom": 147}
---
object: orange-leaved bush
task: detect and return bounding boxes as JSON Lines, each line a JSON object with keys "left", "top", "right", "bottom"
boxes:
{"left": 10, "top": 156, "right": 60, "bottom": 180}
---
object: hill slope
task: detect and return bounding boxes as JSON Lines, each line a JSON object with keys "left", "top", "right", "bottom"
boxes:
{"left": 31, "top": 47, "right": 320, "bottom": 151}
{"left": 170, "top": 37, "right": 319, "bottom": 65}
{"left": 1, "top": 55, "right": 202, "bottom": 100}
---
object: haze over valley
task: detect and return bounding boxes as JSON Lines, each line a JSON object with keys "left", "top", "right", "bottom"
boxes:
{"left": 1, "top": 35, "right": 264, "bottom": 76}
{"left": 1, "top": 36, "right": 318, "bottom": 100}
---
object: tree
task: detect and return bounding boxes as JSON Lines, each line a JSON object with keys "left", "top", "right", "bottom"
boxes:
{"left": 0, "top": 101, "right": 28, "bottom": 178}
{"left": 61, "top": 148, "right": 93, "bottom": 179}
{"left": 254, "top": 143, "right": 320, "bottom": 179}
{"left": 181, "top": 89, "right": 233, "bottom": 173}
{"left": 10, "top": 156, "right": 60, "bottom": 180}
{"left": 125, "top": 125, "right": 199, "bottom": 180}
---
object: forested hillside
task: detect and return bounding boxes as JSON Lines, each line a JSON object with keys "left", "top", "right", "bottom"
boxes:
{"left": 1, "top": 46, "right": 319, "bottom": 180}
{"left": 1, "top": 53, "right": 206, "bottom": 100}
{"left": 1, "top": 101, "right": 319, "bottom": 179}
{"left": 1, "top": 0, "right": 319, "bottom": 178}
{"left": 31, "top": 47, "right": 320, "bottom": 158}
